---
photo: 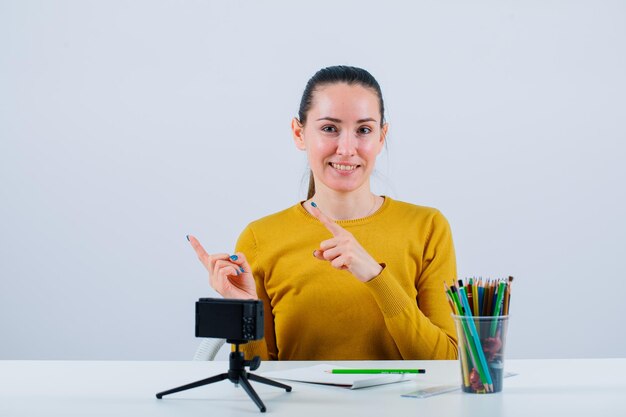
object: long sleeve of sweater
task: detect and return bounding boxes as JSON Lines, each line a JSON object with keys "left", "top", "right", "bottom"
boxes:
{"left": 364, "top": 210, "right": 458, "bottom": 359}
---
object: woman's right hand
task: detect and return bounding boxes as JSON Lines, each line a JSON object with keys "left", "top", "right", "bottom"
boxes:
{"left": 187, "top": 234, "right": 258, "bottom": 300}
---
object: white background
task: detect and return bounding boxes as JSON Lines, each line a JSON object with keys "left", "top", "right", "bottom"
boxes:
{"left": 1, "top": 0, "right": 625, "bottom": 360}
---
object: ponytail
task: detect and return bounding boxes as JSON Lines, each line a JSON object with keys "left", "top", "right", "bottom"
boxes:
{"left": 306, "top": 170, "right": 315, "bottom": 200}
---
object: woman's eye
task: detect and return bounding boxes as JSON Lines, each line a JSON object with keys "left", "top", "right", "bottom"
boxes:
{"left": 358, "top": 127, "right": 372, "bottom": 134}
{"left": 322, "top": 126, "right": 337, "bottom": 133}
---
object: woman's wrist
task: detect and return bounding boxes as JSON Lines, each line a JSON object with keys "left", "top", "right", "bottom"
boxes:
{"left": 359, "top": 261, "right": 384, "bottom": 283}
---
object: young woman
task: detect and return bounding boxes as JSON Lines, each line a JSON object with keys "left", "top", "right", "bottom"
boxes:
{"left": 188, "top": 66, "right": 458, "bottom": 360}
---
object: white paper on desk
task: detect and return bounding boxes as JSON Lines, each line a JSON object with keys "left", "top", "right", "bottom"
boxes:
{"left": 260, "top": 364, "right": 413, "bottom": 390}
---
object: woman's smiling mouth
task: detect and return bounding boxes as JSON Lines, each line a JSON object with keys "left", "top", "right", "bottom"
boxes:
{"left": 329, "top": 162, "right": 360, "bottom": 172}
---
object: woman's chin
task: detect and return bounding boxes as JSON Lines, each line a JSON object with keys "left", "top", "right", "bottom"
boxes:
{"left": 319, "top": 178, "right": 365, "bottom": 193}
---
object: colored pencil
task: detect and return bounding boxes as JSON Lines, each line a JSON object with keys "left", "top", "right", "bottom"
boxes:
{"left": 490, "top": 281, "right": 507, "bottom": 337}
{"left": 328, "top": 369, "right": 425, "bottom": 374}
{"left": 471, "top": 279, "right": 479, "bottom": 318}
{"left": 458, "top": 287, "right": 493, "bottom": 392}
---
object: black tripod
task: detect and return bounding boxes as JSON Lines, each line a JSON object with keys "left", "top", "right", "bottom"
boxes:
{"left": 156, "top": 340, "right": 292, "bottom": 412}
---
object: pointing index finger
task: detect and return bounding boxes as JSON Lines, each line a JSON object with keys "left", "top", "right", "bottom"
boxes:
{"left": 188, "top": 234, "right": 211, "bottom": 269}
{"left": 310, "top": 202, "right": 344, "bottom": 236}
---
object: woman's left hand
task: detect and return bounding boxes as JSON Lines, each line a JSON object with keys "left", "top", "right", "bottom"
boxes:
{"left": 310, "top": 203, "right": 383, "bottom": 283}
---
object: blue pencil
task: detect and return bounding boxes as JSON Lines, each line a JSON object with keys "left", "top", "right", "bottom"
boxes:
{"left": 459, "top": 287, "right": 494, "bottom": 392}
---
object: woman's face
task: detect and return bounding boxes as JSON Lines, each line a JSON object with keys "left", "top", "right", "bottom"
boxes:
{"left": 293, "top": 83, "right": 388, "bottom": 195}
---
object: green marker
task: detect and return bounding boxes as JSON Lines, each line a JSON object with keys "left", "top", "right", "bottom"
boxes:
{"left": 329, "top": 369, "right": 425, "bottom": 374}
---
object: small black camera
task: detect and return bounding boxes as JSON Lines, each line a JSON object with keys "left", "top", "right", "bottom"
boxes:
{"left": 156, "top": 297, "right": 288, "bottom": 412}
{"left": 195, "top": 298, "right": 264, "bottom": 341}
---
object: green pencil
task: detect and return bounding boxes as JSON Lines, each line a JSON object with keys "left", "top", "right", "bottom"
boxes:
{"left": 328, "top": 369, "right": 425, "bottom": 374}
{"left": 490, "top": 281, "right": 507, "bottom": 337}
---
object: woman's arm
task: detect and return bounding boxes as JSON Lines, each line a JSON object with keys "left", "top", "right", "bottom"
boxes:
{"left": 235, "top": 225, "right": 278, "bottom": 361}
{"left": 364, "top": 211, "right": 459, "bottom": 359}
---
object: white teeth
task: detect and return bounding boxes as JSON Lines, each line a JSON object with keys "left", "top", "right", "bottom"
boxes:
{"left": 331, "top": 163, "right": 357, "bottom": 171}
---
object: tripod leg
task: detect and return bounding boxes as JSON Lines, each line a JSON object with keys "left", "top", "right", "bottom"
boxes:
{"left": 248, "top": 373, "right": 293, "bottom": 392}
{"left": 156, "top": 373, "right": 228, "bottom": 399}
{"left": 237, "top": 374, "right": 267, "bottom": 413}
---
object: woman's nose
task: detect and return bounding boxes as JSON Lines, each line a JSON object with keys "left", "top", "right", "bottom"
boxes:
{"left": 336, "top": 131, "right": 357, "bottom": 156}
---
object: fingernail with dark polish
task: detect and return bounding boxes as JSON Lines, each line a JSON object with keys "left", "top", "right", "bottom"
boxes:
{"left": 186, "top": 235, "right": 190, "bottom": 241}
{"left": 240, "top": 267, "right": 245, "bottom": 273}
{"left": 230, "top": 255, "right": 238, "bottom": 261}
{"left": 311, "top": 201, "right": 317, "bottom": 208}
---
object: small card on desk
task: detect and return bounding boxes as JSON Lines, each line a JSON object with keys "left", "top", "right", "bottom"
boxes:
{"left": 260, "top": 364, "right": 416, "bottom": 390}
{"left": 401, "top": 371, "right": 518, "bottom": 398}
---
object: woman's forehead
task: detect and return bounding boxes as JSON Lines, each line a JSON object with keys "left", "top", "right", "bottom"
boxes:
{"left": 310, "top": 83, "right": 380, "bottom": 121}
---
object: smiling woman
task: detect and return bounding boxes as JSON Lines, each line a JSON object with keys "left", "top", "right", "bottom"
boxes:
{"left": 188, "top": 66, "right": 459, "bottom": 360}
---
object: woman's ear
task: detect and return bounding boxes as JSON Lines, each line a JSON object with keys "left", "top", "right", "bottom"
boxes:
{"left": 377, "top": 123, "right": 389, "bottom": 154}
{"left": 292, "top": 118, "right": 306, "bottom": 151}
{"left": 380, "top": 123, "right": 388, "bottom": 143}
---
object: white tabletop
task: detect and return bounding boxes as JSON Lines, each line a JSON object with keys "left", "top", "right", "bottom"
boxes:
{"left": 1, "top": 358, "right": 624, "bottom": 416}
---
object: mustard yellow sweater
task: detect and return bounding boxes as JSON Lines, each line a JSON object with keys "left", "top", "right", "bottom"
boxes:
{"left": 236, "top": 197, "right": 458, "bottom": 360}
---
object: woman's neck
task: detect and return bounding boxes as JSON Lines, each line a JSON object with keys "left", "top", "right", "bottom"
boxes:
{"left": 305, "top": 186, "right": 382, "bottom": 220}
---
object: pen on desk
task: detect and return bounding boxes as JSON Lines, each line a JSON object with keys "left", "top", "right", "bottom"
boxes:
{"left": 326, "top": 369, "right": 426, "bottom": 374}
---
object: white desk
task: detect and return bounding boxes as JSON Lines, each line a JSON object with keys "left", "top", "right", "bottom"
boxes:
{"left": 1, "top": 359, "right": 624, "bottom": 416}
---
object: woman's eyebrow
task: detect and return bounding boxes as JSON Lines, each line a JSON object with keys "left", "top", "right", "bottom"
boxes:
{"left": 316, "top": 117, "right": 378, "bottom": 123}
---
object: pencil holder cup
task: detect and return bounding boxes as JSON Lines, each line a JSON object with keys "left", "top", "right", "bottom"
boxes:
{"left": 452, "top": 315, "right": 509, "bottom": 394}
